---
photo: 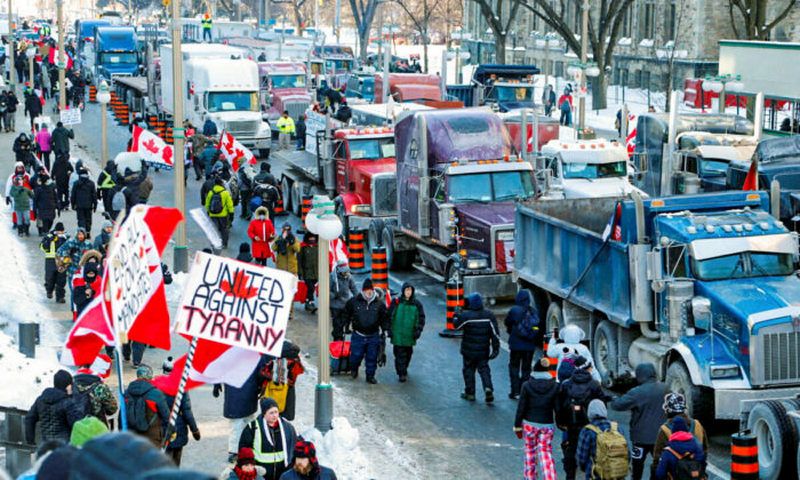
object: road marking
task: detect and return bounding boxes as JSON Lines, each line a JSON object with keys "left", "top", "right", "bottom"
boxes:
{"left": 706, "top": 462, "right": 730, "bottom": 480}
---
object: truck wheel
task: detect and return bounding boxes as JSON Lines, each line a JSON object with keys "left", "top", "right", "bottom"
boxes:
{"left": 383, "top": 227, "right": 411, "bottom": 270}
{"left": 592, "top": 320, "right": 617, "bottom": 388}
{"left": 747, "top": 400, "right": 798, "bottom": 480}
{"left": 368, "top": 219, "right": 385, "bottom": 249}
{"left": 545, "top": 303, "right": 563, "bottom": 332}
{"left": 445, "top": 261, "right": 461, "bottom": 284}
{"left": 281, "top": 176, "right": 293, "bottom": 213}
{"left": 665, "top": 361, "right": 712, "bottom": 422}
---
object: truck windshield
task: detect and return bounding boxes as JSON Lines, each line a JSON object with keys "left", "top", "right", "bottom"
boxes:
{"left": 772, "top": 172, "right": 800, "bottom": 190}
{"left": 692, "top": 252, "right": 794, "bottom": 281}
{"left": 100, "top": 52, "right": 137, "bottom": 64}
{"left": 493, "top": 86, "right": 533, "bottom": 102}
{"left": 348, "top": 138, "right": 395, "bottom": 160}
{"left": 325, "top": 60, "right": 353, "bottom": 71}
{"left": 271, "top": 74, "right": 307, "bottom": 89}
{"left": 563, "top": 161, "right": 627, "bottom": 179}
{"left": 699, "top": 159, "right": 729, "bottom": 176}
{"left": 448, "top": 171, "right": 534, "bottom": 203}
{"left": 207, "top": 92, "right": 258, "bottom": 112}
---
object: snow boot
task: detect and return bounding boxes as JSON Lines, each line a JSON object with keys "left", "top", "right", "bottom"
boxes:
{"left": 485, "top": 388, "right": 494, "bottom": 404}
{"left": 46, "top": 291, "right": 53, "bottom": 299}
{"left": 366, "top": 376, "right": 377, "bottom": 384}
{"left": 460, "top": 392, "right": 476, "bottom": 402}
{"left": 351, "top": 368, "right": 359, "bottom": 380}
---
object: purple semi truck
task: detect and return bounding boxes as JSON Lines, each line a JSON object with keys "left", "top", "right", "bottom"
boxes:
{"left": 377, "top": 108, "right": 534, "bottom": 301}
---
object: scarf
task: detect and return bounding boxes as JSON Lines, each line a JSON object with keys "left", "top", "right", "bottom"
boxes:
{"left": 275, "top": 235, "right": 293, "bottom": 255}
{"left": 233, "top": 466, "right": 257, "bottom": 480}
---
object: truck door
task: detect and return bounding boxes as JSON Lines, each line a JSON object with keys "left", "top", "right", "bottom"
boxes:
{"left": 334, "top": 140, "right": 348, "bottom": 193}
{"left": 429, "top": 176, "right": 443, "bottom": 240}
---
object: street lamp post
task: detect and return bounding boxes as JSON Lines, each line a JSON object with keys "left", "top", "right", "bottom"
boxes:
{"left": 567, "top": 61, "right": 600, "bottom": 136}
{"left": 56, "top": 0, "right": 65, "bottom": 111}
{"left": 702, "top": 74, "right": 744, "bottom": 114}
{"left": 97, "top": 81, "right": 111, "bottom": 169}
{"left": 305, "top": 195, "right": 343, "bottom": 434}
{"left": 7, "top": 0, "right": 13, "bottom": 87}
{"left": 579, "top": 0, "right": 589, "bottom": 131}
{"left": 171, "top": 0, "right": 188, "bottom": 273}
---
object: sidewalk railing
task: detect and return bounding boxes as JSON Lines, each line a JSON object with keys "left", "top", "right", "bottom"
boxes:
{"left": 0, "top": 405, "right": 35, "bottom": 477}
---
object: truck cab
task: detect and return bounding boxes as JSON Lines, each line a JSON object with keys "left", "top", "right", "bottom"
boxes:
{"left": 539, "top": 139, "right": 647, "bottom": 199}
{"left": 672, "top": 131, "right": 757, "bottom": 194}
{"left": 92, "top": 26, "right": 139, "bottom": 83}
{"left": 257, "top": 62, "right": 311, "bottom": 125}
{"left": 310, "top": 44, "right": 355, "bottom": 87}
{"left": 345, "top": 73, "right": 375, "bottom": 102}
{"left": 472, "top": 64, "right": 539, "bottom": 112}
{"left": 501, "top": 110, "right": 560, "bottom": 153}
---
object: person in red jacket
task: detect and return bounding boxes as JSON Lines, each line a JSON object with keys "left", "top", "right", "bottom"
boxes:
{"left": 247, "top": 206, "right": 275, "bottom": 266}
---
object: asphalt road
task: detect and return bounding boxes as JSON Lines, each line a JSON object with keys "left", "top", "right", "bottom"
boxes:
{"left": 44, "top": 100, "right": 736, "bottom": 479}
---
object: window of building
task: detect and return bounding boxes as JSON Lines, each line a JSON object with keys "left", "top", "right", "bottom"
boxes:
{"left": 620, "top": 8, "right": 632, "bottom": 37}
{"left": 664, "top": 0, "right": 677, "bottom": 41}
{"left": 640, "top": 0, "right": 655, "bottom": 39}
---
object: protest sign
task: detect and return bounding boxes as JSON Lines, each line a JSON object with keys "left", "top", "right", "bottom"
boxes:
{"left": 60, "top": 108, "right": 82, "bottom": 125}
{"left": 189, "top": 207, "right": 223, "bottom": 250}
{"left": 175, "top": 252, "right": 298, "bottom": 356}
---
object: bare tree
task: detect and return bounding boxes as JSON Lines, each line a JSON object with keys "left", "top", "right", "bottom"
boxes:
{"left": 728, "top": 0, "right": 798, "bottom": 40}
{"left": 521, "top": 0, "right": 634, "bottom": 110}
{"left": 348, "top": 0, "right": 382, "bottom": 61}
{"left": 393, "top": 0, "right": 442, "bottom": 72}
{"left": 472, "top": 0, "right": 522, "bottom": 63}
{"left": 658, "top": 0, "right": 690, "bottom": 112}
{"left": 291, "top": 0, "right": 310, "bottom": 33}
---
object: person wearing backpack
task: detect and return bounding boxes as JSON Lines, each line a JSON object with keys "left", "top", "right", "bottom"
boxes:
{"left": 387, "top": 282, "right": 426, "bottom": 383}
{"left": 73, "top": 365, "right": 117, "bottom": 428}
{"left": 514, "top": 358, "right": 559, "bottom": 480}
{"left": 123, "top": 365, "right": 170, "bottom": 448}
{"left": 609, "top": 362, "right": 669, "bottom": 480}
{"left": 505, "top": 289, "right": 541, "bottom": 400}
{"left": 558, "top": 88, "right": 573, "bottom": 126}
{"left": 576, "top": 399, "right": 629, "bottom": 480}
{"left": 654, "top": 416, "right": 706, "bottom": 480}
{"left": 558, "top": 356, "right": 611, "bottom": 480}
{"left": 651, "top": 393, "right": 708, "bottom": 478}
{"left": 205, "top": 176, "right": 234, "bottom": 249}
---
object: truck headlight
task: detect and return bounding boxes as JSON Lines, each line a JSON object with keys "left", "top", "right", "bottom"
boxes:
{"left": 710, "top": 365, "right": 740, "bottom": 379}
{"left": 351, "top": 204, "right": 371, "bottom": 214}
{"left": 466, "top": 258, "right": 488, "bottom": 270}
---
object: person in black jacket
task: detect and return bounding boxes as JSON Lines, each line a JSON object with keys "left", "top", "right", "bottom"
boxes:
{"left": 24, "top": 90, "right": 42, "bottom": 128}
{"left": 124, "top": 365, "right": 170, "bottom": 448}
{"left": 5, "top": 90, "right": 18, "bottom": 132}
{"left": 13, "top": 133, "right": 35, "bottom": 170}
{"left": 514, "top": 358, "right": 560, "bottom": 480}
{"left": 454, "top": 293, "right": 500, "bottom": 403}
{"left": 295, "top": 115, "right": 306, "bottom": 150}
{"left": 345, "top": 278, "right": 389, "bottom": 384}
{"left": 505, "top": 289, "right": 542, "bottom": 400}
{"left": 557, "top": 356, "right": 611, "bottom": 480}
{"left": 51, "top": 154, "right": 73, "bottom": 209}
{"left": 25, "top": 370, "right": 82, "bottom": 445}
{"left": 70, "top": 168, "right": 97, "bottom": 237}
{"left": 40, "top": 222, "right": 68, "bottom": 302}
{"left": 34, "top": 173, "right": 59, "bottom": 235}
{"left": 163, "top": 391, "right": 200, "bottom": 466}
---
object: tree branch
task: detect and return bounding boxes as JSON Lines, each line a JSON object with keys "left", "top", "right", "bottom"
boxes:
{"left": 763, "top": 0, "right": 797, "bottom": 36}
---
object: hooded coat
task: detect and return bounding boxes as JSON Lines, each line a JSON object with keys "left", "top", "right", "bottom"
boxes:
{"left": 271, "top": 232, "right": 300, "bottom": 274}
{"left": 515, "top": 371, "right": 559, "bottom": 426}
{"left": 164, "top": 393, "right": 199, "bottom": 450}
{"left": 345, "top": 289, "right": 390, "bottom": 336}
{"left": 51, "top": 155, "right": 73, "bottom": 188}
{"left": 34, "top": 179, "right": 58, "bottom": 220}
{"left": 504, "top": 289, "right": 541, "bottom": 352}
{"left": 247, "top": 208, "right": 275, "bottom": 260}
{"left": 557, "top": 368, "right": 610, "bottom": 428}
{"left": 388, "top": 283, "right": 425, "bottom": 347}
{"left": 609, "top": 363, "right": 669, "bottom": 445}
{"left": 124, "top": 379, "right": 170, "bottom": 446}
{"left": 25, "top": 387, "right": 83, "bottom": 444}
{"left": 71, "top": 173, "right": 97, "bottom": 210}
{"left": 51, "top": 125, "right": 74, "bottom": 154}
{"left": 654, "top": 418, "right": 706, "bottom": 480}
{"left": 297, "top": 234, "right": 319, "bottom": 281}
{"left": 72, "top": 373, "right": 117, "bottom": 427}
{"left": 454, "top": 294, "right": 500, "bottom": 360}
{"left": 330, "top": 265, "right": 358, "bottom": 311}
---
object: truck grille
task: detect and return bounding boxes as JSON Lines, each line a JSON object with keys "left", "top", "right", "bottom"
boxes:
{"left": 225, "top": 120, "right": 260, "bottom": 137}
{"left": 751, "top": 324, "right": 800, "bottom": 386}
{"left": 285, "top": 101, "right": 309, "bottom": 121}
{"left": 372, "top": 174, "right": 396, "bottom": 217}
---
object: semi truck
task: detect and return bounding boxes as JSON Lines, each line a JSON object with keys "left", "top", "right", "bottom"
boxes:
{"left": 373, "top": 73, "right": 462, "bottom": 108}
{"left": 88, "top": 26, "right": 139, "bottom": 83}
{"left": 159, "top": 44, "right": 271, "bottom": 157}
{"left": 514, "top": 191, "right": 800, "bottom": 423}
{"left": 256, "top": 62, "right": 311, "bottom": 125}
{"left": 380, "top": 109, "right": 534, "bottom": 301}
{"left": 447, "top": 64, "right": 539, "bottom": 112}
{"left": 501, "top": 110, "right": 560, "bottom": 153}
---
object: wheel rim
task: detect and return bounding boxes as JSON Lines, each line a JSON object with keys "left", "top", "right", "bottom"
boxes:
{"left": 546, "top": 309, "right": 560, "bottom": 332}
{"left": 596, "top": 331, "right": 610, "bottom": 375}
{"left": 446, "top": 263, "right": 461, "bottom": 284}
{"left": 754, "top": 418, "right": 776, "bottom": 469}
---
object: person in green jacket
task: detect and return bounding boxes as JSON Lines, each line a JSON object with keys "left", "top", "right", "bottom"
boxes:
{"left": 10, "top": 176, "right": 33, "bottom": 236}
{"left": 204, "top": 177, "right": 235, "bottom": 249}
{"left": 387, "top": 282, "right": 425, "bottom": 382}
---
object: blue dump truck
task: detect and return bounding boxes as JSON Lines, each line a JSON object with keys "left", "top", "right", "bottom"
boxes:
{"left": 90, "top": 26, "right": 139, "bottom": 83}
{"left": 515, "top": 192, "right": 800, "bottom": 425}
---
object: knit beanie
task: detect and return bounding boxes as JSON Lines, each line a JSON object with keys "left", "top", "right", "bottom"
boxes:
{"left": 260, "top": 397, "right": 279, "bottom": 415}
{"left": 587, "top": 399, "right": 607, "bottom": 420}
{"left": 54, "top": 222, "right": 65, "bottom": 232}
{"left": 136, "top": 364, "right": 154, "bottom": 380}
{"left": 670, "top": 415, "right": 689, "bottom": 433}
{"left": 69, "top": 432, "right": 173, "bottom": 479}
{"left": 69, "top": 417, "right": 109, "bottom": 448}
{"left": 663, "top": 392, "right": 687, "bottom": 415}
{"left": 54, "top": 369, "right": 73, "bottom": 391}
{"left": 293, "top": 440, "right": 317, "bottom": 460}
{"left": 239, "top": 242, "right": 250, "bottom": 254}
{"left": 362, "top": 278, "right": 373, "bottom": 291}
{"left": 237, "top": 447, "right": 256, "bottom": 466}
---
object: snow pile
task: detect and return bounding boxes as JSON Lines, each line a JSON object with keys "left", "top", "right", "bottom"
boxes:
{"left": 302, "top": 418, "right": 371, "bottom": 479}
{"left": 0, "top": 331, "right": 63, "bottom": 409}
{"left": 166, "top": 271, "right": 188, "bottom": 306}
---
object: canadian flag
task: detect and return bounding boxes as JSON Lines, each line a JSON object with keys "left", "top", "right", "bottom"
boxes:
{"left": 130, "top": 125, "right": 174, "bottom": 169}
{"left": 61, "top": 273, "right": 115, "bottom": 366}
{"left": 329, "top": 237, "right": 349, "bottom": 272}
{"left": 625, "top": 114, "right": 637, "bottom": 157}
{"left": 47, "top": 47, "right": 73, "bottom": 71}
{"left": 217, "top": 131, "right": 256, "bottom": 171}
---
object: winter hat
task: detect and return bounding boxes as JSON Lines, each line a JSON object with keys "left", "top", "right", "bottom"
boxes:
{"left": 260, "top": 162, "right": 271, "bottom": 172}
{"left": 69, "top": 432, "right": 173, "bottom": 479}
{"left": 282, "top": 222, "right": 292, "bottom": 231}
{"left": 533, "top": 358, "right": 550, "bottom": 373}
{"left": 255, "top": 206, "right": 269, "bottom": 217}
{"left": 560, "top": 324, "right": 586, "bottom": 344}
{"left": 239, "top": 242, "right": 251, "bottom": 254}
{"left": 54, "top": 369, "right": 73, "bottom": 391}
{"left": 670, "top": 415, "right": 689, "bottom": 433}
{"left": 293, "top": 439, "right": 317, "bottom": 460}
{"left": 260, "top": 396, "right": 279, "bottom": 415}
{"left": 39, "top": 445, "right": 79, "bottom": 480}
{"left": 663, "top": 392, "right": 687, "bottom": 415}
{"left": 69, "top": 417, "right": 109, "bottom": 447}
{"left": 76, "top": 227, "right": 87, "bottom": 237}
{"left": 573, "top": 355, "right": 590, "bottom": 370}
{"left": 54, "top": 222, "right": 65, "bottom": 232}
{"left": 83, "top": 262, "right": 99, "bottom": 279}
{"left": 102, "top": 220, "right": 113, "bottom": 230}
{"left": 587, "top": 399, "right": 608, "bottom": 420}
{"left": 362, "top": 278, "right": 373, "bottom": 291}
{"left": 136, "top": 364, "right": 154, "bottom": 380}
{"left": 237, "top": 447, "right": 256, "bottom": 466}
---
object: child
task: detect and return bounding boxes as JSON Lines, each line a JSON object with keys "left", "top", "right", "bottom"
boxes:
{"left": 224, "top": 447, "right": 265, "bottom": 480}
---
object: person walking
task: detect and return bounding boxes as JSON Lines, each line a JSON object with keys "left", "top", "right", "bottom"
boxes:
{"left": 215, "top": 355, "right": 269, "bottom": 464}
{"left": 558, "top": 88, "right": 573, "bottom": 127}
{"left": 237, "top": 156, "right": 255, "bottom": 220}
{"left": 609, "top": 363, "right": 669, "bottom": 480}
{"left": 40, "top": 222, "right": 67, "bottom": 302}
{"left": 542, "top": 85, "right": 556, "bottom": 116}
{"left": 201, "top": 12, "right": 213, "bottom": 42}
{"left": 575, "top": 399, "right": 629, "bottom": 480}
{"left": 72, "top": 365, "right": 118, "bottom": 428}
{"left": 51, "top": 153, "right": 73, "bottom": 209}
{"left": 454, "top": 293, "right": 500, "bottom": 403}
{"left": 96, "top": 161, "right": 117, "bottom": 215}
{"left": 162, "top": 390, "right": 200, "bottom": 466}
{"left": 0, "top": 91, "right": 8, "bottom": 132}
{"left": 345, "top": 279, "right": 389, "bottom": 384}
{"left": 34, "top": 173, "right": 58, "bottom": 235}
{"left": 651, "top": 393, "right": 708, "bottom": 478}
{"left": 10, "top": 176, "right": 33, "bottom": 236}
{"left": 205, "top": 176, "right": 234, "bottom": 249}
{"left": 272, "top": 223, "right": 300, "bottom": 274}
{"left": 331, "top": 261, "right": 358, "bottom": 340}
{"left": 25, "top": 370, "right": 82, "bottom": 445}
{"left": 5, "top": 89, "right": 18, "bottom": 131}
{"left": 24, "top": 89, "right": 42, "bottom": 129}
{"left": 51, "top": 122, "right": 74, "bottom": 159}
{"left": 505, "top": 289, "right": 541, "bottom": 400}
{"left": 295, "top": 115, "right": 306, "bottom": 150}
{"left": 387, "top": 282, "right": 425, "bottom": 383}
{"left": 279, "top": 440, "right": 337, "bottom": 480}
{"left": 238, "top": 397, "right": 298, "bottom": 479}
{"left": 515, "top": 358, "right": 559, "bottom": 480}
{"left": 297, "top": 232, "right": 319, "bottom": 311}
{"left": 247, "top": 206, "right": 275, "bottom": 265}
{"left": 653, "top": 416, "right": 706, "bottom": 480}
{"left": 123, "top": 365, "right": 170, "bottom": 448}
{"left": 35, "top": 124, "right": 52, "bottom": 170}
{"left": 236, "top": 242, "right": 255, "bottom": 263}
{"left": 276, "top": 111, "right": 295, "bottom": 150}
{"left": 70, "top": 167, "right": 97, "bottom": 237}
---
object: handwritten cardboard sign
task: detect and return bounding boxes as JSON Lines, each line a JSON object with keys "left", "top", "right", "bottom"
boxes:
{"left": 175, "top": 252, "right": 297, "bottom": 356}
{"left": 59, "top": 108, "right": 82, "bottom": 126}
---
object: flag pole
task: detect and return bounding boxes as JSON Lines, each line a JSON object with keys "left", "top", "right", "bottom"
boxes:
{"left": 162, "top": 336, "right": 199, "bottom": 451}
{"left": 108, "top": 209, "right": 129, "bottom": 431}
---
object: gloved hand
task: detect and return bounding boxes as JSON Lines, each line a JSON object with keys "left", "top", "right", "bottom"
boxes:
{"left": 514, "top": 428, "right": 523, "bottom": 440}
{"left": 192, "top": 429, "right": 201, "bottom": 441}
{"left": 377, "top": 352, "right": 387, "bottom": 367}
{"left": 212, "top": 384, "right": 222, "bottom": 398}
{"left": 4, "top": 197, "right": 9, "bottom": 205}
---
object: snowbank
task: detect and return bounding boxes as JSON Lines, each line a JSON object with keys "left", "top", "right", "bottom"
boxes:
{"left": 302, "top": 418, "right": 372, "bottom": 478}
{"left": 0, "top": 331, "right": 63, "bottom": 409}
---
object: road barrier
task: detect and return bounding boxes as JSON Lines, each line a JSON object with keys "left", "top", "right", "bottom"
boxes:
{"left": 118, "top": 102, "right": 129, "bottom": 126}
{"left": 730, "top": 432, "right": 758, "bottom": 479}
{"left": 543, "top": 334, "right": 558, "bottom": 378}
{"left": 371, "top": 246, "right": 388, "bottom": 291}
{"left": 301, "top": 195, "right": 313, "bottom": 227}
{"left": 0, "top": 406, "right": 35, "bottom": 476}
{"left": 154, "top": 119, "right": 166, "bottom": 140}
{"left": 439, "top": 280, "right": 463, "bottom": 337}
{"left": 165, "top": 124, "right": 174, "bottom": 144}
{"left": 348, "top": 230, "right": 365, "bottom": 271}
{"left": 88, "top": 85, "right": 97, "bottom": 103}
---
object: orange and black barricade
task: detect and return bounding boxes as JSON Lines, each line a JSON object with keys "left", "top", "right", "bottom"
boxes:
{"left": 301, "top": 195, "right": 313, "bottom": 227}
{"left": 439, "top": 280, "right": 464, "bottom": 338}
{"left": 730, "top": 432, "right": 758, "bottom": 479}
{"left": 371, "top": 246, "right": 389, "bottom": 291}
{"left": 348, "top": 230, "right": 365, "bottom": 271}
{"left": 88, "top": 85, "right": 97, "bottom": 103}
{"left": 543, "top": 329, "right": 559, "bottom": 378}
{"left": 165, "top": 124, "right": 174, "bottom": 144}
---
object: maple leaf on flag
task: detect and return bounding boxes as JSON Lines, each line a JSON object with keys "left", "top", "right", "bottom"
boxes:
{"left": 221, "top": 270, "right": 259, "bottom": 299}
{"left": 224, "top": 134, "right": 236, "bottom": 156}
{"left": 142, "top": 138, "right": 160, "bottom": 154}
{"left": 162, "top": 146, "right": 173, "bottom": 166}
{"left": 234, "top": 148, "right": 246, "bottom": 159}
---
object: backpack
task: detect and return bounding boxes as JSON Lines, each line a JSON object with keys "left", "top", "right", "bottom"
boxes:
{"left": 565, "top": 387, "right": 592, "bottom": 426}
{"left": 124, "top": 390, "right": 155, "bottom": 433}
{"left": 73, "top": 381, "right": 106, "bottom": 419}
{"left": 561, "top": 99, "right": 571, "bottom": 112}
{"left": 665, "top": 446, "right": 706, "bottom": 480}
{"left": 513, "top": 309, "right": 539, "bottom": 342}
{"left": 587, "top": 422, "right": 629, "bottom": 480}
{"left": 208, "top": 189, "right": 224, "bottom": 214}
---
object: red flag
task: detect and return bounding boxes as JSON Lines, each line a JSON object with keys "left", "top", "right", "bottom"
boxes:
{"left": 61, "top": 274, "right": 114, "bottom": 366}
{"left": 130, "top": 125, "right": 174, "bottom": 169}
{"left": 216, "top": 131, "right": 256, "bottom": 171}
{"left": 329, "top": 237, "right": 349, "bottom": 272}
{"left": 47, "top": 47, "right": 73, "bottom": 70}
{"left": 742, "top": 158, "right": 759, "bottom": 191}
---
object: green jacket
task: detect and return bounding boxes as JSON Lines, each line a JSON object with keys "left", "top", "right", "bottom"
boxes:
{"left": 10, "top": 185, "right": 32, "bottom": 211}
{"left": 388, "top": 283, "right": 426, "bottom": 347}
{"left": 204, "top": 184, "right": 235, "bottom": 218}
{"left": 297, "top": 241, "right": 319, "bottom": 280}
